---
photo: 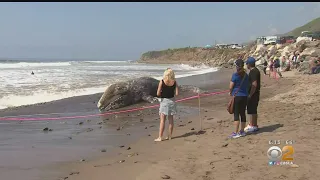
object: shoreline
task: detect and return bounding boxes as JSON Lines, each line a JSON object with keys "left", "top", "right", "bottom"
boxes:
{"left": 0, "top": 63, "right": 218, "bottom": 113}
{"left": 0, "top": 69, "right": 232, "bottom": 180}
{"left": 52, "top": 71, "right": 320, "bottom": 180}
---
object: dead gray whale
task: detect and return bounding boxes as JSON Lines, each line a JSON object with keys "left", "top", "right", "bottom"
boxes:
{"left": 97, "top": 76, "right": 203, "bottom": 111}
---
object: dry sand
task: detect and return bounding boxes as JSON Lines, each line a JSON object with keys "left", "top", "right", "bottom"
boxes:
{"left": 53, "top": 70, "right": 320, "bottom": 180}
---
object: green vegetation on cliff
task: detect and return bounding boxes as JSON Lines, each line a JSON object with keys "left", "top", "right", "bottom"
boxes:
{"left": 284, "top": 17, "right": 320, "bottom": 37}
{"left": 141, "top": 47, "right": 197, "bottom": 59}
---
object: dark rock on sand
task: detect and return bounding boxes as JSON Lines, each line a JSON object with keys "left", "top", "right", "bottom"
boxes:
{"left": 78, "top": 122, "right": 83, "bottom": 125}
{"left": 222, "top": 143, "right": 229, "bottom": 147}
{"left": 43, "top": 127, "right": 53, "bottom": 132}
{"left": 69, "top": 172, "right": 80, "bottom": 175}
{"left": 86, "top": 128, "right": 93, "bottom": 132}
{"left": 119, "top": 160, "right": 125, "bottom": 163}
{"left": 161, "top": 175, "right": 171, "bottom": 179}
{"left": 101, "top": 149, "right": 106, "bottom": 152}
{"left": 191, "top": 128, "right": 195, "bottom": 130}
{"left": 119, "top": 145, "right": 125, "bottom": 148}
{"left": 127, "top": 147, "right": 131, "bottom": 150}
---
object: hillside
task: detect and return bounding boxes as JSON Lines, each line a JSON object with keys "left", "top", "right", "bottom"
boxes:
{"left": 139, "top": 45, "right": 256, "bottom": 67}
{"left": 284, "top": 17, "right": 320, "bottom": 37}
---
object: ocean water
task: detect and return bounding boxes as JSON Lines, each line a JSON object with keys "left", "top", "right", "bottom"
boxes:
{"left": 0, "top": 60, "right": 218, "bottom": 110}
{"left": 0, "top": 60, "right": 218, "bottom": 180}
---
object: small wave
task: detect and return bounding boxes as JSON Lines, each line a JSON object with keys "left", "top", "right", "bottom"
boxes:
{"left": 153, "top": 64, "right": 219, "bottom": 80}
{"left": 73, "top": 60, "right": 127, "bottom": 64}
{"left": 0, "top": 62, "right": 71, "bottom": 69}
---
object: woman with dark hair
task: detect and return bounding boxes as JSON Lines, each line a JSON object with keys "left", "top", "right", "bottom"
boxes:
{"left": 229, "top": 59, "right": 249, "bottom": 139}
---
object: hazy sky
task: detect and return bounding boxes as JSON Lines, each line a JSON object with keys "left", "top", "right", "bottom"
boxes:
{"left": 0, "top": 2, "right": 319, "bottom": 60}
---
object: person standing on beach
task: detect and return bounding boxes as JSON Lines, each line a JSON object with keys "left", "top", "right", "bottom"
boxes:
{"left": 268, "top": 59, "right": 274, "bottom": 78}
{"left": 245, "top": 57, "right": 261, "bottom": 133}
{"left": 262, "top": 55, "right": 268, "bottom": 75}
{"left": 155, "top": 68, "right": 178, "bottom": 142}
{"left": 273, "top": 57, "right": 283, "bottom": 78}
{"left": 229, "top": 59, "right": 249, "bottom": 138}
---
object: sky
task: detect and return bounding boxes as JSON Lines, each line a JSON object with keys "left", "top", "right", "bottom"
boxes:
{"left": 0, "top": 2, "right": 319, "bottom": 61}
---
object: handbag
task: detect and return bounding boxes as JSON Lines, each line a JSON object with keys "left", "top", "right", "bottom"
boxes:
{"left": 227, "top": 75, "right": 246, "bottom": 114}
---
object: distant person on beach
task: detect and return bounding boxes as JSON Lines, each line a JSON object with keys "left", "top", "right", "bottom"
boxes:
{"left": 273, "top": 57, "right": 283, "bottom": 78}
{"left": 285, "top": 55, "right": 291, "bottom": 71}
{"left": 292, "top": 52, "right": 299, "bottom": 69}
{"left": 262, "top": 55, "right": 268, "bottom": 75}
{"left": 245, "top": 57, "right": 261, "bottom": 133}
{"left": 311, "top": 57, "right": 320, "bottom": 74}
{"left": 155, "top": 68, "right": 178, "bottom": 142}
{"left": 31, "top": 71, "right": 34, "bottom": 75}
{"left": 268, "top": 59, "right": 274, "bottom": 77}
{"left": 228, "top": 59, "right": 249, "bottom": 138}
{"left": 281, "top": 56, "right": 286, "bottom": 71}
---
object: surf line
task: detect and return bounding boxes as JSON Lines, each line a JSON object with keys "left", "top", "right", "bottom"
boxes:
{"left": 0, "top": 90, "right": 229, "bottom": 121}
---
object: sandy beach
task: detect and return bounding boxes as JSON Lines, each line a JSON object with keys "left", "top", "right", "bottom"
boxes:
{"left": 0, "top": 68, "right": 230, "bottom": 180}
{"left": 37, "top": 69, "right": 320, "bottom": 180}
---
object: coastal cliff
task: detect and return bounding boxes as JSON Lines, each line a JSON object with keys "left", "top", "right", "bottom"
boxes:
{"left": 139, "top": 45, "right": 256, "bottom": 68}
{"left": 139, "top": 39, "right": 320, "bottom": 74}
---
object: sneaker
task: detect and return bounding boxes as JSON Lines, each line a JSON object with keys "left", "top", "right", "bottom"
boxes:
{"left": 238, "top": 131, "right": 246, "bottom": 137}
{"left": 244, "top": 125, "right": 259, "bottom": 133}
{"left": 229, "top": 132, "right": 241, "bottom": 139}
{"left": 244, "top": 124, "right": 252, "bottom": 131}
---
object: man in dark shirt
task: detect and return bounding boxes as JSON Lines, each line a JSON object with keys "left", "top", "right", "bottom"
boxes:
{"left": 245, "top": 57, "right": 261, "bottom": 133}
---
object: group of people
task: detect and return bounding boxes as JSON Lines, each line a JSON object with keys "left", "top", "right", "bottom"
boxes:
{"left": 154, "top": 57, "right": 262, "bottom": 141}
{"left": 229, "top": 57, "right": 260, "bottom": 138}
{"left": 260, "top": 51, "right": 303, "bottom": 78}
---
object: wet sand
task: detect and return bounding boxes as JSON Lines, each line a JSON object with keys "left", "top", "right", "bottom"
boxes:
{"left": 52, "top": 71, "right": 320, "bottom": 180}
{"left": 0, "top": 68, "right": 232, "bottom": 180}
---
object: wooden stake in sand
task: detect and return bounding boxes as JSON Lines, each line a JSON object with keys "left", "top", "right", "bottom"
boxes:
{"left": 198, "top": 92, "right": 202, "bottom": 131}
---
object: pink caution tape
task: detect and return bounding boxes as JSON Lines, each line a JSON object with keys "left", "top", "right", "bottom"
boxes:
{"left": 0, "top": 90, "right": 229, "bottom": 121}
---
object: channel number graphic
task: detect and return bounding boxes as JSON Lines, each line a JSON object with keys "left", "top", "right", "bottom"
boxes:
{"left": 267, "top": 145, "right": 294, "bottom": 161}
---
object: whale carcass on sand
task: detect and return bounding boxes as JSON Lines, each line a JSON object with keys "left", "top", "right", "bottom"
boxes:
{"left": 97, "top": 76, "right": 204, "bottom": 111}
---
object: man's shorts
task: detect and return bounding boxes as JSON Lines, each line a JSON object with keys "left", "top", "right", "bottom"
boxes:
{"left": 247, "top": 92, "right": 260, "bottom": 114}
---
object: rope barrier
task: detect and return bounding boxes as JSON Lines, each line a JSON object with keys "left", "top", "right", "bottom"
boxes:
{"left": 0, "top": 90, "right": 230, "bottom": 121}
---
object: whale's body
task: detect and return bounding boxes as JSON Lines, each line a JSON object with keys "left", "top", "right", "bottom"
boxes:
{"left": 97, "top": 77, "right": 202, "bottom": 111}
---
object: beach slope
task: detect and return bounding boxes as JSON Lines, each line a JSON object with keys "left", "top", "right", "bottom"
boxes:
{"left": 58, "top": 72, "right": 320, "bottom": 180}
